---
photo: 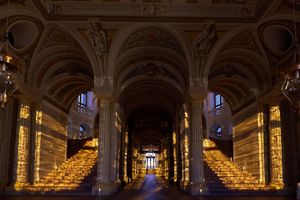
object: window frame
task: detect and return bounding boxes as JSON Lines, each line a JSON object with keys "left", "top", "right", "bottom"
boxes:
{"left": 214, "top": 93, "right": 223, "bottom": 109}
{"left": 77, "top": 93, "right": 88, "bottom": 107}
{"left": 216, "top": 126, "right": 222, "bottom": 137}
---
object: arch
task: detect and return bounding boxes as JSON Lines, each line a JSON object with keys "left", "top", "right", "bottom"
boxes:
{"left": 203, "top": 26, "right": 271, "bottom": 83}
{"left": 27, "top": 23, "right": 94, "bottom": 110}
{"left": 108, "top": 24, "right": 193, "bottom": 79}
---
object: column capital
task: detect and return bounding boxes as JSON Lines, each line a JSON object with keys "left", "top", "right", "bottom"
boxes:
{"left": 94, "top": 75, "right": 114, "bottom": 100}
{"left": 190, "top": 94, "right": 206, "bottom": 103}
{"left": 189, "top": 77, "right": 208, "bottom": 103}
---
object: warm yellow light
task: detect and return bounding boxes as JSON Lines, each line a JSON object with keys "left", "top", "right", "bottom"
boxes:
{"left": 15, "top": 104, "right": 31, "bottom": 189}
{"left": 172, "top": 132, "right": 176, "bottom": 145}
{"left": 184, "top": 112, "right": 189, "bottom": 128}
{"left": 34, "top": 111, "right": 42, "bottom": 183}
{"left": 22, "top": 140, "right": 98, "bottom": 192}
{"left": 173, "top": 132, "right": 177, "bottom": 182}
{"left": 269, "top": 106, "right": 284, "bottom": 189}
{"left": 257, "top": 112, "right": 265, "bottom": 184}
{"left": 20, "top": 104, "right": 30, "bottom": 119}
{"left": 183, "top": 134, "right": 189, "bottom": 182}
{"left": 203, "top": 139, "right": 272, "bottom": 191}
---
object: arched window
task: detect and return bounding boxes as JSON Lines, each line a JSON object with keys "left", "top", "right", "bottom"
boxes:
{"left": 214, "top": 93, "right": 223, "bottom": 109}
{"left": 216, "top": 126, "right": 222, "bottom": 137}
{"left": 79, "top": 125, "right": 86, "bottom": 138}
{"left": 77, "top": 93, "right": 87, "bottom": 107}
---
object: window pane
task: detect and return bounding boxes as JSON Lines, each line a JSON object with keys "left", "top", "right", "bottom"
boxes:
{"left": 216, "top": 126, "right": 222, "bottom": 137}
{"left": 215, "top": 93, "right": 223, "bottom": 109}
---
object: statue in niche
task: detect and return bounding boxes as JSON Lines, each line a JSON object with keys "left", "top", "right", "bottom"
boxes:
{"left": 194, "top": 23, "right": 216, "bottom": 68}
{"left": 88, "top": 22, "right": 110, "bottom": 56}
{"left": 194, "top": 23, "right": 216, "bottom": 55}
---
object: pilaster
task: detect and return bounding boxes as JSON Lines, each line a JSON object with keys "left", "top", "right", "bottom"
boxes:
{"left": 189, "top": 92, "right": 209, "bottom": 195}
{"left": 13, "top": 101, "right": 31, "bottom": 190}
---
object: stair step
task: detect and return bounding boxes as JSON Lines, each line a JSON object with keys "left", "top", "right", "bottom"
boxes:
{"left": 19, "top": 139, "right": 98, "bottom": 193}
{"left": 203, "top": 139, "right": 274, "bottom": 194}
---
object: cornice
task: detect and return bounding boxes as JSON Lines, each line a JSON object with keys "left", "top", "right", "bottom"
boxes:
{"left": 32, "top": 0, "right": 271, "bottom": 24}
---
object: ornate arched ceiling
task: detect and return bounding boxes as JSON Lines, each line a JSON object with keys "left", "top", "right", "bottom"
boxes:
{"left": 119, "top": 78, "right": 183, "bottom": 120}
{"left": 27, "top": 25, "right": 94, "bottom": 111}
{"left": 0, "top": 0, "right": 298, "bottom": 115}
{"left": 114, "top": 27, "right": 188, "bottom": 122}
{"left": 207, "top": 30, "right": 272, "bottom": 112}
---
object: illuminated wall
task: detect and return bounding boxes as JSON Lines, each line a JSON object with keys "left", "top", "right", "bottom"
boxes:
{"left": 233, "top": 109, "right": 262, "bottom": 179}
{"left": 233, "top": 106, "right": 284, "bottom": 188}
{"left": 173, "top": 131, "right": 177, "bottom": 182}
{"left": 163, "top": 148, "right": 169, "bottom": 178}
{"left": 257, "top": 111, "right": 265, "bottom": 184}
{"left": 132, "top": 148, "right": 138, "bottom": 179}
{"left": 14, "top": 104, "right": 31, "bottom": 185}
{"left": 123, "top": 131, "right": 128, "bottom": 182}
{"left": 180, "top": 110, "right": 189, "bottom": 186}
{"left": 269, "top": 106, "right": 283, "bottom": 188}
{"left": 34, "top": 102, "right": 67, "bottom": 181}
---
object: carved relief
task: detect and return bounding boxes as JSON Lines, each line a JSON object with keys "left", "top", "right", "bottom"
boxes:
{"left": 141, "top": 3, "right": 165, "bottom": 16}
{"left": 122, "top": 62, "right": 179, "bottom": 83}
{"left": 44, "top": 0, "right": 67, "bottom": 15}
{"left": 221, "top": 31, "right": 260, "bottom": 53}
{"left": 40, "top": 28, "right": 78, "bottom": 50}
{"left": 120, "top": 28, "right": 183, "bottom": 56}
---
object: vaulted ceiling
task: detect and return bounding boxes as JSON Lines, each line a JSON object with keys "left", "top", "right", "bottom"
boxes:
{"left": 0, "top": 0, "right": 297, "bottom": 114}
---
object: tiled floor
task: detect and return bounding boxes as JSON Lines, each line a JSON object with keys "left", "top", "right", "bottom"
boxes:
{"left": 2, "top": 174, "right": 297, "bottom": 200}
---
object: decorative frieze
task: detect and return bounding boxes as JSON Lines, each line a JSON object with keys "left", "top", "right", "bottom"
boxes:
{"left": 141, "top": 3, "right": 165, "bottom": 16}
{"left": 119, "top": 28, "right": 184, "bottom": 56}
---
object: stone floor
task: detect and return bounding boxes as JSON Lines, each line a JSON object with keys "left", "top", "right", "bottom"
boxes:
{"left": 2, "top": 174, "right": 297, "bottom": 200}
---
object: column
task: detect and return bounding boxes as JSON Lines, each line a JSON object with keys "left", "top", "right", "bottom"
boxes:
{"left": 190, "top": 96, "right": 208, "bottom": 195}
{"left": 93, "top": 98, "right": 119, "bottom": 195}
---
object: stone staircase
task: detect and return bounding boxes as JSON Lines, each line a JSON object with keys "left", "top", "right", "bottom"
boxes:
{"left": 203, "top": 139, "right": 272, "bottom": 194}
{"left": 20, "top": 140, "right": 98, "bottom": 193}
